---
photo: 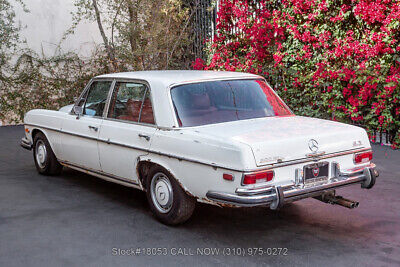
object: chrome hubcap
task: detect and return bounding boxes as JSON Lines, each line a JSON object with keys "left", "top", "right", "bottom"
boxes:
{"left": 150, "top": 173, "right": 173, "bottom": 213}
{"left": 35, "top": 140, "right": 47, "bottom": 168}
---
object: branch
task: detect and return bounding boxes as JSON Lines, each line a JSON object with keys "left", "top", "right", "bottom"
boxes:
{"left": 92, "top": 0, "right": 116, "bottom": 71}
{"left": 111, "top": 1, "right": 123, "bottom": 46}
{"left": 167, "top": 3, "right": 198, "bottom": 69}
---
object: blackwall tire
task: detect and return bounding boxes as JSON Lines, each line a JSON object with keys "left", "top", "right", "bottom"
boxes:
{"left": 33, "top": 132, "right": 63, "bottom": 175}
{"left": 146, "top": 166, "right": 196, "bottom": 225}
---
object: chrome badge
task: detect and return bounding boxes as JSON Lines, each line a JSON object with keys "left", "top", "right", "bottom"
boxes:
{"left": 353, "top": 140, "right": 362, "bottom": 147}
{"left": 308, "top": 139, "right": 319, "bottom": 152}
{"left": 312, "top": 167, "right": 320, "bottom": 177}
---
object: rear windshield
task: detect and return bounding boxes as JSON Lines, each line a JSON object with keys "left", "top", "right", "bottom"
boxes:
{"left": 171, "top": 79, "right": 292, "bottom": 127}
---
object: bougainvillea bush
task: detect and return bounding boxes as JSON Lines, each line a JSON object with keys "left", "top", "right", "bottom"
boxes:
{"left": 195, "top": 0, "right": 400, "bottom": 148}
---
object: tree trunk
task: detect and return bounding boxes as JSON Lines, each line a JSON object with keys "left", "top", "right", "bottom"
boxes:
{"left": 92, "top": 0, "right": 117, "bottom": 71}
{"left": 127, "top": 0, "right": 137, "bottom": 54}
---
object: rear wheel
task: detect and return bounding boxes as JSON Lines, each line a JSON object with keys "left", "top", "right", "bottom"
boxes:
{"left": 33, "top": 132, "right": 63, "bottom": 175}
{"left": 146, "top": 166, "right": 196, "bottom": 225}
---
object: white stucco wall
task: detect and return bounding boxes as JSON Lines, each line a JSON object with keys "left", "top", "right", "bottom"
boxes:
{"left": 0, "top": 1, "right": 103, "bottom": 126}
{"left": 12, "top": 0, "right": 102, "bottom": 57}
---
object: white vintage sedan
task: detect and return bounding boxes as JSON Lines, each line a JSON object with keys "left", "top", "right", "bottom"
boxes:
{"left": 21, "top": 70, "right": 378, "bottom": 225}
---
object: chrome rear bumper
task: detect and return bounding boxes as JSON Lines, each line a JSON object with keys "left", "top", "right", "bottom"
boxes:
{"left": 206, "top": 164, "right": 378, "bottom": 209}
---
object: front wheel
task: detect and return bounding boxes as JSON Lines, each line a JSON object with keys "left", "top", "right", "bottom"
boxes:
{"left": 146, "top": 166, "right": 196, "bottom": 225}
{"left": 33, "top": 132, "right": 63, "bottom": 175}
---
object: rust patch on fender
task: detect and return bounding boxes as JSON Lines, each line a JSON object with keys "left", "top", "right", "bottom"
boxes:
{"left": 174, "top": 177, "right": 196, "bottom": 199}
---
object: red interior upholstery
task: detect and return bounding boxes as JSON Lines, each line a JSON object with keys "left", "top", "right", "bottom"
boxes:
{"left": 177, "top": 93, "right": 267, "bottom": 126}
{"left": 117, "top": 99, "right": 141, "bottom": 121}
{"left": 140, "top": 98, "right": 155, "bottom": 124}
{"left": 192, "top": 94, "right": 211, "bottom": 109}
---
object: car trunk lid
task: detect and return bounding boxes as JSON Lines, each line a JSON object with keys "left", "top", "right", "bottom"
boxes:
{"left": 193, "top": 116, "right": 368, "bottom": 167}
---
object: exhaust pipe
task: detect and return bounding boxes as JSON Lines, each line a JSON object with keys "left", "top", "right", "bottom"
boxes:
{"left": 314, "top": 191, "right": 359, "bottom": 209}
{"left": 332, "top": 196, "right": 359, "bottom": 209}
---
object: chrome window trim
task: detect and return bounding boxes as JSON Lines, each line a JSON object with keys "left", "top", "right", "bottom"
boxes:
{"left": 24, "top": 122, "right": 372, "bottom": 173}
{"left": 137, "top": 87, "right": 148, "bottom": 123}
{"left": 167, "top": 77, "right": 294, "bottom": 128}
{"left": 103, "top": 79, "right": 116, "bottom": 118}
{"left": 71, "top": 78, "right": 94, "bottom": 114}
{"left": 106, "top": 79, "right": 157, "bottom": 127}
{"left": 102, "top": 117, "right": 158, "bottom": 128}
{"left": 263, "top": 79, "right": 294, "bottom": 114}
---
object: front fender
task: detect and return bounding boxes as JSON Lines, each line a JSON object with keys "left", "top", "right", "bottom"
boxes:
{"left": 23, "top": 109, "right": 66, "bottom": 159}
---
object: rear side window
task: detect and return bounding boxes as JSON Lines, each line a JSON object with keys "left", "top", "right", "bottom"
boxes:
{"left": 108, "top": 82, "right": 155, "bottom": 125}
{"left": 140, "top": 89, "right": 155, "bottom": 124}
{"left": 171, "top": 79, "right": 292, "bottom": 127}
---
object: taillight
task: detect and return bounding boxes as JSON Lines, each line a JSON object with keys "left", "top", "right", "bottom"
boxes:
{"left": 243, "top": 170, "right": 274, "bottom": 185}
{"left": 354, "top": 151, "right": 373, "bottom": 164}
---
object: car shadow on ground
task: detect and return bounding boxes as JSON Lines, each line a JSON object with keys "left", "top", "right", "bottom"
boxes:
{"left": 59, "top": 166, "right": 370, "bottom": 242}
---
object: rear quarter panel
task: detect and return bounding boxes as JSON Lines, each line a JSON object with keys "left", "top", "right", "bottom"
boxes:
{"left": 142, "top": 128, "right": 254, "bottom": 200}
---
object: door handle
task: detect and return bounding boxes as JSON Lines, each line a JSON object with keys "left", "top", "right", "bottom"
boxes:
{"left": 138, "top": 133, "right": 150, "bottom": 141}
{"left": 88, "top": 125, "right": 98, "bottom": 132}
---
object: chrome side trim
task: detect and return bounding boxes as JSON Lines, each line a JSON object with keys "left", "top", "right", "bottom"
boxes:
{"left": 254, "top": 147, "right": 370, "bottom": 170}
{"left": 24, "top": 123, "right": 372, "bottom": 173}
{"left": 59, "top": 160, "right": 141, "bottom": 188}
{"left": 102, "top": 117, "right": 158, "bottom": 128}
{"left": 25, "top": 123, "right": 240, "bottom": 171}
{"left": 306, "top": 151, "right": 326, "bottom": 158}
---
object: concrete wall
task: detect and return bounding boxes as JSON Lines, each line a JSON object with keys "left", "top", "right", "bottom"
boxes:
{"left": 12, "top": 0, "right": 102, "bottom": 57}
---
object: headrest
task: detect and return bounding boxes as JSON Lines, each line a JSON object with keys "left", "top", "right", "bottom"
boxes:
{"left": 191, "top": 93, "right": 210, "bottom": 109}
{"left": 126, "top": 99, "right": 141, "bottom": 116}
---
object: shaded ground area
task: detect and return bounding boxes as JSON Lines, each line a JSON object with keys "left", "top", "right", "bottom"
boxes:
{"left": 1, "top": 125, "right": 399, "bottom": 266}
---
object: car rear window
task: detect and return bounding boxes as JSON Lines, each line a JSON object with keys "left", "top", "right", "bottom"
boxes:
{"left": 170, "top": 79, "right": 292, "bottom": 127}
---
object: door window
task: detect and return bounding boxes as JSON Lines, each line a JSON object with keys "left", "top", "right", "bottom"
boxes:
{"left": 83, "top": 81, "right": 112, "bottom": 117}
{"left": 139, "top": 89, "right": 155, "bottom": 124}
{"left": 108, "top": 82, "right": 155, "bottom": 125}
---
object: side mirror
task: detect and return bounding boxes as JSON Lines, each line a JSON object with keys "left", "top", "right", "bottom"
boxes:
{"left": 73, "top": 106, "right": 83, "bottom": 119}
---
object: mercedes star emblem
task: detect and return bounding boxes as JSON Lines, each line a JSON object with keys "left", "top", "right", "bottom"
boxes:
{"left": 308, "top": 139, "right": 319, "bottom": 152}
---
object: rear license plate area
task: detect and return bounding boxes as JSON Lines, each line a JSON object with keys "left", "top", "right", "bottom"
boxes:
{"left": 303, "top": 162, "right": 329, "bottom": 183}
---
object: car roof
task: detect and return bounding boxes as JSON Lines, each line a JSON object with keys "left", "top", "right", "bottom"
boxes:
{"left": 95, "top": 70, "right": 262, "bottom": 87}
{"left": 95, "top": 70, "right": 264, "bottom": 127}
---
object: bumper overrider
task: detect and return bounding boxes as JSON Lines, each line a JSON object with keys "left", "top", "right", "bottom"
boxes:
{"left": 20, "top": 137, "right": 33, "bottom": 150}
{"left": 206, "top": 163, "right": 378, "bottom": 209}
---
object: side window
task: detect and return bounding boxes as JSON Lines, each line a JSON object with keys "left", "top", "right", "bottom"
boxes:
{"left": 83, "top": 81, "right": 112, "bottom": 116}
{"left": 139, "top": 89, "right": 155, "bottom": 124}
{"left": 108, "top": 82, "right": 154, "bottom": 125}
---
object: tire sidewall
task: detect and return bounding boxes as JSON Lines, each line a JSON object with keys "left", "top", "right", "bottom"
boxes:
{"left": 146, "top": 166, "right": 193, "bottom": 225}
{"left": 33, "top": 133, "right": 51, "bottom": 174}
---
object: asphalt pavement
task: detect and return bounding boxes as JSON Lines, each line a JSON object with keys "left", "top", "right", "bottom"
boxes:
{"left": 0, "top": 125, "right": 399, "bottom": 267}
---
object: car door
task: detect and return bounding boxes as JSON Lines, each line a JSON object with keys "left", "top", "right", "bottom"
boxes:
{"left": 60, "top": 80, "right": 113, "bottom": 171}
{"left": 98, "top": 81, "right": 157, "bottom": 184}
